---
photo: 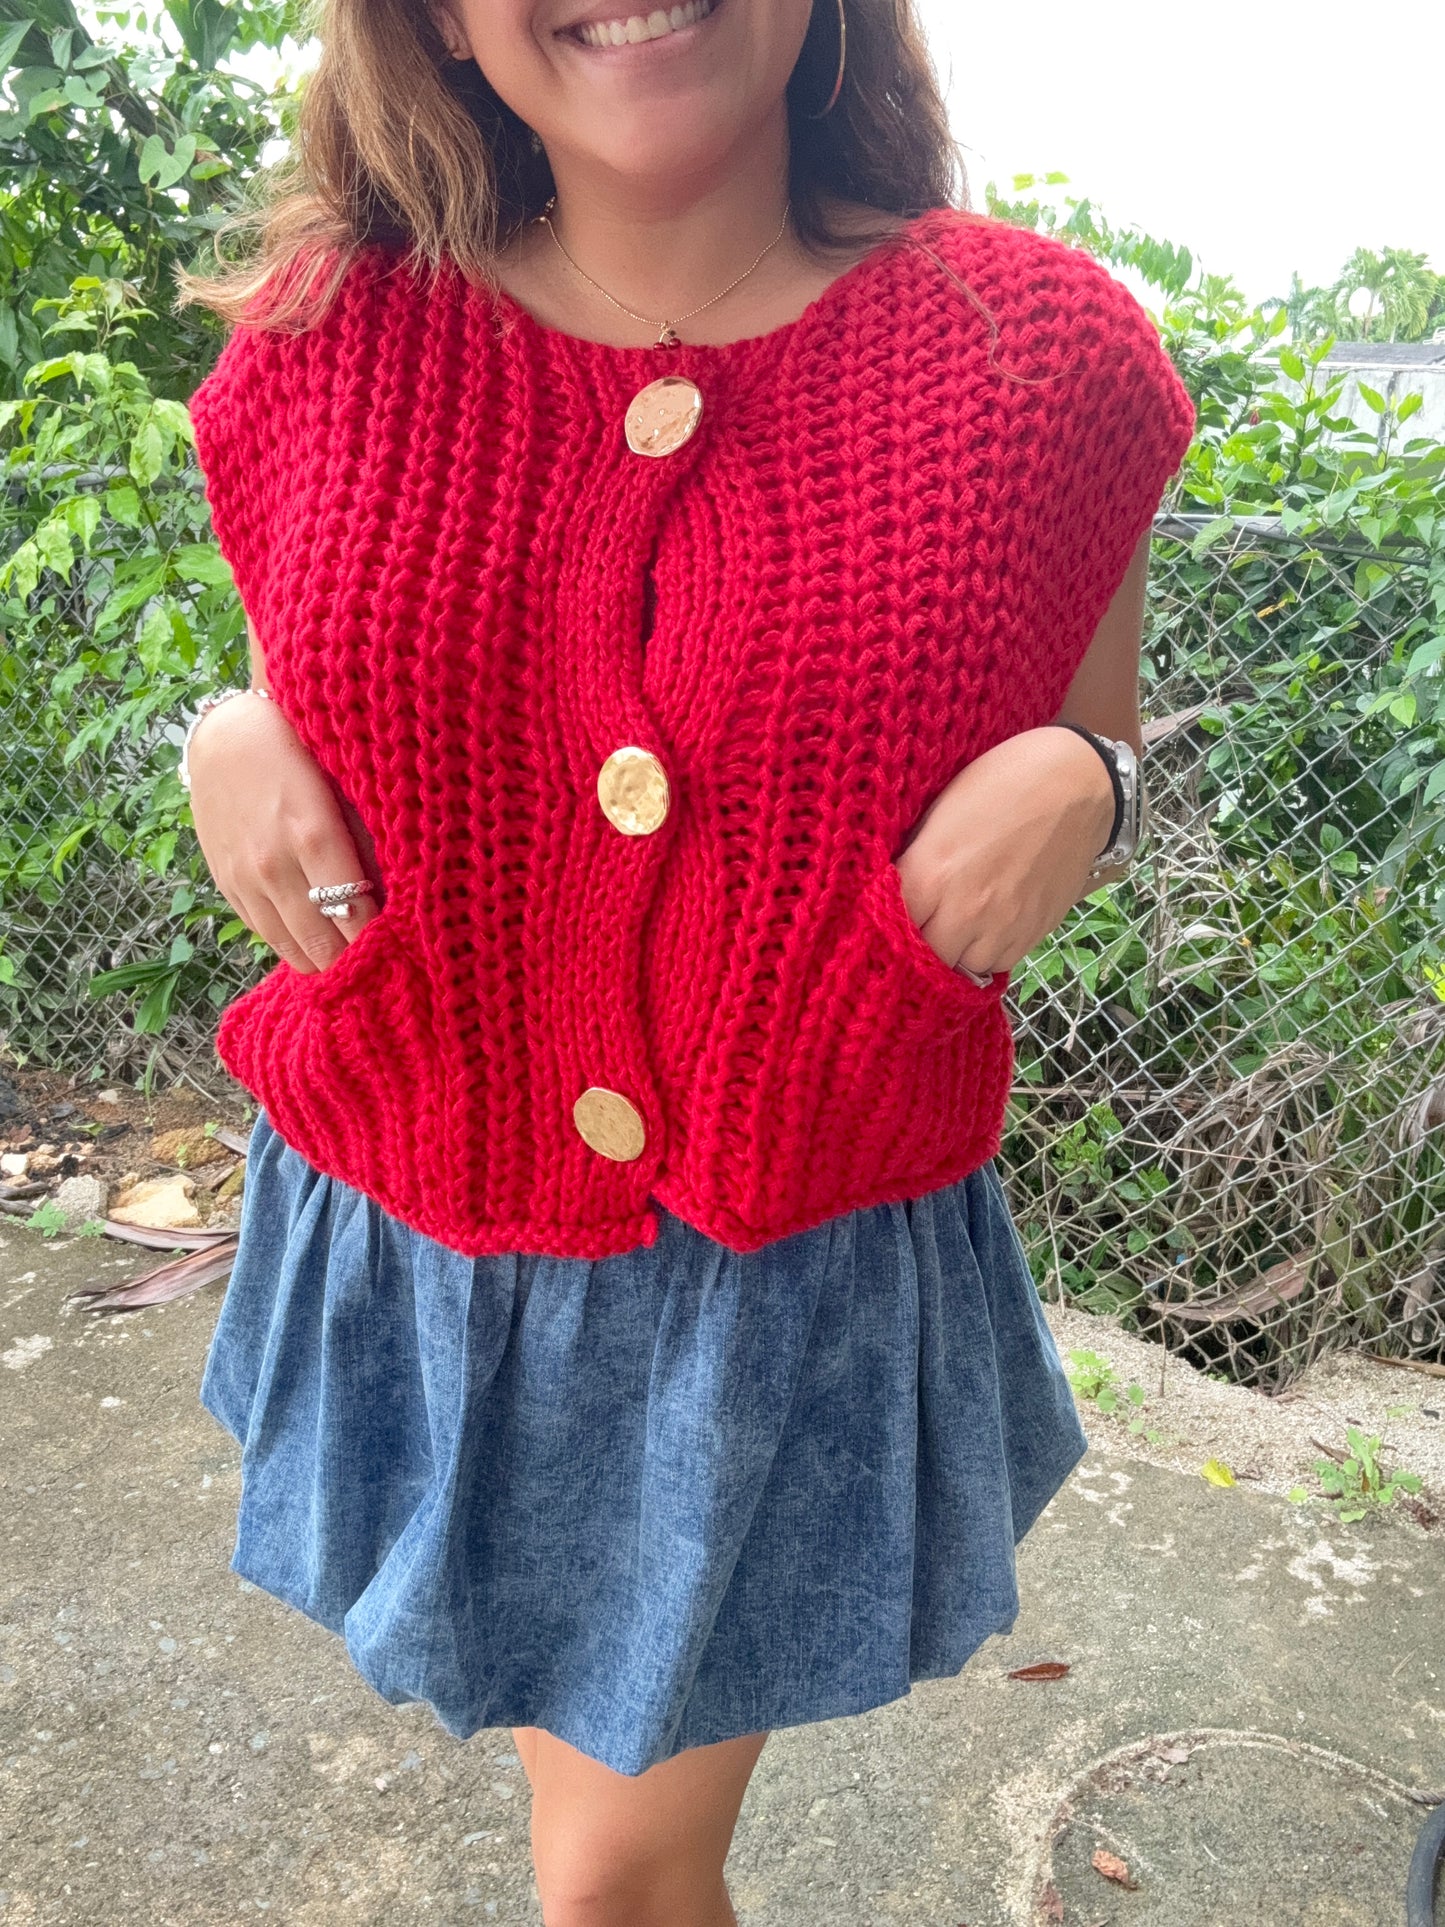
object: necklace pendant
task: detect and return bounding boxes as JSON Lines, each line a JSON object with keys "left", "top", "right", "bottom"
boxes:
{"left": 656, "top": 320, "right": 681, "bottom": 349}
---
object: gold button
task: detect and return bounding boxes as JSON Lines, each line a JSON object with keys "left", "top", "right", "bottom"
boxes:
{"left": 573, "top": 1086, "right": 647, "bottom": 1161}
{"left": 625, "top": 376, "right": 704, "bottom": 458}
{"left": 598, "top": 745, "right": 670, "bottom": 835}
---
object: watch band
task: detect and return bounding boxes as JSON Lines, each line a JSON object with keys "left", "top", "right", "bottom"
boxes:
{"left": 1049, "top": 722, "right": 1123, "bottom": 849}
{"left": 1090, "top": 737, "right": 1142, "bottom": 874}
{"left": 1046, "top": 722, "right": 1143, "bottom": 875}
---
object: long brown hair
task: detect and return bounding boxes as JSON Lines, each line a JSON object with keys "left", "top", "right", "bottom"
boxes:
{"left": 173, "top": 0, "right": 967, "bottom": 332}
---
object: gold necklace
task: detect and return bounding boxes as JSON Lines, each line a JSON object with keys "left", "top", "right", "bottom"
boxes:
{"left": 536, "top": 198, "right": 792, "bottom": 350}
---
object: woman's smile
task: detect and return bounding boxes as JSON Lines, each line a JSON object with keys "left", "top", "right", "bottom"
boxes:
{"left": 560, "top": 0, "right": 723, "bottom": 55}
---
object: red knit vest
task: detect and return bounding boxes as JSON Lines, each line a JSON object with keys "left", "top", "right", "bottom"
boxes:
{"left": 188, "top": 206, "right": 1195, "bottom": 1258}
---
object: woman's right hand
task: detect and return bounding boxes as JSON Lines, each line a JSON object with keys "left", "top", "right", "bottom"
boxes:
{"left": 185, "top": 690, "right": 384, "bottom": 975}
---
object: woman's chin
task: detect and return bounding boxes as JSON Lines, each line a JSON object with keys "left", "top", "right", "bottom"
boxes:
{"left": 557, "top": 112, "right": 743, "bottom": 191}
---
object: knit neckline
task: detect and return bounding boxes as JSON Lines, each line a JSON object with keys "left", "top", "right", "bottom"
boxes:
{"left": 486, "top": 203, "right": 959, "bottom": 371}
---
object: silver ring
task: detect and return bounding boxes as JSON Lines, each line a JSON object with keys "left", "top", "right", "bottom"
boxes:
{"left": 955, "top": 963, "right": 994, "bottom": 988}
{"left": 307, "top": 879, "right": 375, "bottom": 921}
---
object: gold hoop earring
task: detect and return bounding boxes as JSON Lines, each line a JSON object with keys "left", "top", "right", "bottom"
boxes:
{"left": 806, "top": 0, "right": 847, "bottom": 120}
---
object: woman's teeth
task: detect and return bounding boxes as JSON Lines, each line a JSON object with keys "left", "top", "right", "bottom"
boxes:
{"left": 572, "top": 0, "right": 715, "bottom": 47}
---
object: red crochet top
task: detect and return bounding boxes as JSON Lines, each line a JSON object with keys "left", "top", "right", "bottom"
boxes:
{"left": 188, "top": 206, "right": 1195, "bottom": 1258}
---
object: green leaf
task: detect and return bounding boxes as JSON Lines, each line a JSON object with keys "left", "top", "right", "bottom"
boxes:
{"left": 88, "top": 961, "right": 170, "bottom": 1001}
{"left": 62, "top": 492, "right": 101, "bottom": 553}
{"left": 147, "top": 830, "right": 179, "bottom": 877}
{"left": 1357, "top": 382, "right": 1387, "bottom": 414}
{"left": 137, "top": 132, "right": 197, "bottom": 191}
{"left": 129, "top": 417, "right": 165, "bottom": 489}
{"left": 1189, "top": 515, "right": 1237, "bottom": 556}
{"left": 1405, "top": 634, "right": 1445, "bottom": 677}
{"left": 134, "top": 974, "right": 180, "bottom": 1033}
{"left": 49, "top": 823, "right": 91, "bottom": 877}
{"left": 136, "top": 604, "right": 174, "bottom": 677}
{"left": 62, "top": 74, "right": 105, "bottom": 110}
{"left": 172, "top": 543, "right": 235, "bottom": 587}
{"left": 35, "top": 519, "right": 75, "bottom": 579}
{"left": 0, "top": 21, "right": 33, "bottom": 73}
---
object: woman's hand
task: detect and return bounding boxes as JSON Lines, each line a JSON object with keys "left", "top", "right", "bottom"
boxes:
{"left": 184, "top": 692, "right": 384, "bottom": 975}
{"left": 893, "top": 726, "right": 1120, "bottom": 979}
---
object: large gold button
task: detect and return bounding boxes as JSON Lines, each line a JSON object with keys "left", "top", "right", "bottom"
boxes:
{"left": 573, "top": 1087, "right": 647, "bottom": 1161}
{"left": 625, "top": 376, "right": 704, "bottom": 458}
{"left": 598, "top": 745, "right": 670, "bottom": 835}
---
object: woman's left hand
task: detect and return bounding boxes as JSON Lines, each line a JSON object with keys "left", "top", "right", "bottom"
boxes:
{"left": 893, "top": 725, "right": 1121, "bottom": 979}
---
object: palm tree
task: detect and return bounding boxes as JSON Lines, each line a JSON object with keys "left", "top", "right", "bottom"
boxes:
{"left": 1329, "top": 247, "right": 1440, "bottom": 342}
{"left": 1281, "top": 270, "right": 1342, "bottom": 342}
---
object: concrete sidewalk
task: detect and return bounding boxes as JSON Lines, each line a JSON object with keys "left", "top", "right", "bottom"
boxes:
{"left": 2, "top": 1221, "right": 1441, "bottom": 1926}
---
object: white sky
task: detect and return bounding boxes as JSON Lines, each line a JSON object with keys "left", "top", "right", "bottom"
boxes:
{"left": 226, "top": 3, "right": 1445, "bottom": 308}
{"left": 920, "top": 0, "right": 1445, "bottom": 305}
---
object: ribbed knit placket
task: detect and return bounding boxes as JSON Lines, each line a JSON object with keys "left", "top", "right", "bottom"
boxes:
{"left": 541, "top": 350, "right": 718, "bottom": 1247}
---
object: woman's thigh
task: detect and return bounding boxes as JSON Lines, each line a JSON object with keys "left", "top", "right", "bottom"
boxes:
{"left": 512, "top": 1724, "right": 769, "bottom": 1917}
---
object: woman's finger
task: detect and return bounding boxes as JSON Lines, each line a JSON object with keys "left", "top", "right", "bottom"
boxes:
{"left": 264, "top": 819, "right": 383, "bottom": 971}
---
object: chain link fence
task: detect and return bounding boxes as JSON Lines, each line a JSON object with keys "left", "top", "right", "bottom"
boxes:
{"left": 1004, "top": 512, "right": 1444, "bottom": 1390}
{"left": 3, "top": 476, "right": 1443, "bottom": 1390}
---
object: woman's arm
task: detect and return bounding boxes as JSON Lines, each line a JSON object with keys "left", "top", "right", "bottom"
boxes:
{"left": 245, "top": 611, "right": 270, "bottom": 693}
{"left": 1054, "top": 527, "right": 1148, "bottom": 759}
{"left": 1055, "top": 527, "right": 1156, "bottom": 901}
{"left": 1050, "top": 526, "right": 1150, "bottom": 897}
{"left": 893, "top": 527, "right": 1155, "bottom": 975}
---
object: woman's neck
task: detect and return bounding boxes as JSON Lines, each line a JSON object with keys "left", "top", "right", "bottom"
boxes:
{"left": 505, "top": 113, "right": 809, "bottom": 343}
{"left": 545, "top": 156, "right": 789, "bottom": 307}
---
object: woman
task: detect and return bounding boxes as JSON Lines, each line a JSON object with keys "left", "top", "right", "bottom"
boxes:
{"left": 176, "top": 0, "right": 1194, "bottom": 1920}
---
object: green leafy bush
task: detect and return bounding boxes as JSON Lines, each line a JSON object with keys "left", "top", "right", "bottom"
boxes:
{"left": 0, "top": 272, "right": 257, "bottom": 1067}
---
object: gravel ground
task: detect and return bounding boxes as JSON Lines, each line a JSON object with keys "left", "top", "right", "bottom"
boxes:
{"left": 1043, "top": 1302, "right": 1444, "bottom": 1517}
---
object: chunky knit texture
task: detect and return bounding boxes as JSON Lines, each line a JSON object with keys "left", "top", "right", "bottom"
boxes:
{"left": 188, "top": 206, "right": 1196, "bottom": 1259}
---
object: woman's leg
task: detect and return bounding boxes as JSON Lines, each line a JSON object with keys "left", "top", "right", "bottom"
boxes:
{"left": 514, "top": 1723, "right": 540, "bottom": 1784}
{"left": 511, "top": 1724, "right": 769, "bottom": 1927}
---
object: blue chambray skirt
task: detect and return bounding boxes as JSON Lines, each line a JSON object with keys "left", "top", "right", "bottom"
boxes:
{"left": 198, "top": 1106, "right": 1087, "bottom": 1778}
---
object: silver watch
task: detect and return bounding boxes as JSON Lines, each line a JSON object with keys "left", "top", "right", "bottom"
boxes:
{"left": 1087, "top": 736, "right": 1145, "bottom": 878}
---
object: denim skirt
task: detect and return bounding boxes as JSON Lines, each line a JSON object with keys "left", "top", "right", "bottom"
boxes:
{"left": 199, "top": 1106, "right": 1087, "bottom": 1778}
